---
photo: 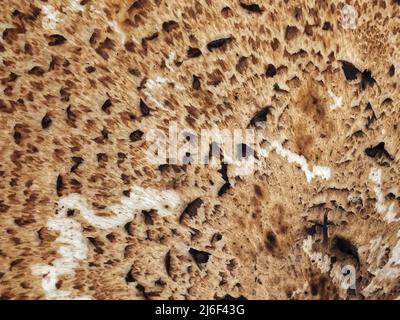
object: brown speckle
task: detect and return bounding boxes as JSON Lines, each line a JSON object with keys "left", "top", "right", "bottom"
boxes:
{"left": 41, "top": 113, "right": 52, "bottom": 129}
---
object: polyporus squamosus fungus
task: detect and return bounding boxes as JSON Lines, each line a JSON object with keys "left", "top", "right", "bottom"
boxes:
{"left": 0, "top": 0, "right": 400, "bottom": 300}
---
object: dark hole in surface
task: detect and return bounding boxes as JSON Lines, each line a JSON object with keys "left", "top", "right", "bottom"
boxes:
{"left": 130, "top": 129, "right": 144, "bottom": 142}
{"left": 187, "top": 47, "right": 202, "bottom": 58}
{"left": 48, "top": 34, "right": 67, "bottom": 46}
{"left": 340, "top": 60, "right": 360, "bottom": 81}
{"left": 265, "top": 64, "right": 277, "bottom": 77}
{"left": 189, "top": 248, "right": 210, "bottom": 264}
{"left": 239, "top": 3, "right": 264, "bottom": 13}
{"left": 206, "top": 37, "right": 233, "bottom": 52}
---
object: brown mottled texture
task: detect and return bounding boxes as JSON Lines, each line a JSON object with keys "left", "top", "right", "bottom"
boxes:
{"left": 1, "top": 0, "right": 400, "bottom": 300}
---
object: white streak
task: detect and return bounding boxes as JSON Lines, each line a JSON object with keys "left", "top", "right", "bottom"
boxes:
{"left": 271, "top": 140, "right": 331, "bottom": 182}
{"left": 165, "top": 51, "right": 176, "bottom": 71}
{"left": 32, "top": 215, "right": 91, "bottom": 300}
{"left": 302, "top": 236, "right": 331, "bottom": 273}
{"left": 58, "top": 186, "right": 180, "bottom": 229}
{"left": 146, "top": 77, "right": 169, "bottom": 90}
{"left": 33, "top": 185, "right": 181, "bottom": 299}
{"left": 68, "top": 0, "right": 84, "bottom": 12}
{"left": 363, "top": 232, "right": 400, "bottom": 296}
{"left": 369, "top": 168, "right": 399, "bottom": 223}
{"left": 341, "top": 5, "right": 358, "bottom": 30}
{"left": 108, "top": 21, "right": 127, "bottom": 43}
{"left": 143, "top": 91, "right": 167, "bottom": 111}
{"left": 328, "top": 90, "right": 343, "bottom": 110}
{"left": 143, "top": 77, "right": 177, "bottom": 110}
{"left": 42, "top": 5, "right": 60, "bottom": 30}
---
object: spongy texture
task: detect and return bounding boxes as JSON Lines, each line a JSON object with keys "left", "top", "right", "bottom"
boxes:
{"left": 1, "top": 0, "right": 400, "bottom": 300}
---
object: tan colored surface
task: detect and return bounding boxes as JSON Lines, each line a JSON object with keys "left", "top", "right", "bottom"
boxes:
{"left": 1, "top": 0, "right": 400, "bottom": 299}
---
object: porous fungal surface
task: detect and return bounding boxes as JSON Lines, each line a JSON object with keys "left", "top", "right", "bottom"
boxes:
{"left": 0, "top": 0, "right": 400, "bottom": 300}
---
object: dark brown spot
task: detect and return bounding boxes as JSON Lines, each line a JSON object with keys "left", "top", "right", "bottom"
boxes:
{"left": 218, "top": 182, "right": 231, "bottom": 196}
{"left": 180, "top": 198, "right": 203, "bottom": 223}
{"left": 165, "top": 250, "right": 172, "bottom": 277}
{"left": 248, "top": 107, "right": 271, "bottom": 127}
{"left": 239, "top": 2, "right": 264, "bottom": 13}
{"left": 125, "top": 268, "right": 135, "bottom": 283}
{"left": 87, "top": 237, "right": 104, "bottom": 254}
{"left": 48, "top": 34, "right": 66, "bottom": 46}
{"left": 56, "top": 174, "right": 64, "bottom": 196}
{"left": 0, "top": 203, "right": 10, "bottom": 213}
{"left": 265, "top": 64, "right": 277, "bottom": 77}
{"left": 389, "top": 64, "right": 395, "bottom": 77}
{"left": 13, "top": 130, "right": 22, "bottom": 144}
{"left": 162, "top": 20, "right": 178, "bottom": 32}
{"left": 142, "top": 209, "right": 154, "bottom": 225}
{"left": 139, "top": 98, "right": 150, "bottom": 116}
{"left": 192, "top": 75, "right": 201, "bottom": 90}
{"left": 254, "top": 185, "right": 263, "bottom": 197}
{"left": 207, "top": 37, "right": 233, "bottom": 51}
{"left": 187, "top": 47, "right": 202, "bottom": 58}
{"left": 97, "top": 153, "right": 108, "bottom": 162}
{"left": 41, "top": 113, "right": 52, "bottom": 129}
{"left": 28, "top": 66, "right": 45, "bottom": 76}
{"left": 322, "top": 21, "right": 333, "bottom": 30}
{"left": 340, "top": 60, "right": 360, "bottom": 81}
{"left": 365, "top": 142, "right": 392, "bottom": 160}
{"left": 71, "top": 157, "right": 83, "bottom": 173}
{"left": 124, "top": 221, "right": 134, "bottom": 236}
{"left": 124, "top": 41, "right": 135, "bottom": 52}
{"left": 129, "top": 129, "right": 144, "bottom": 142}
{"left": 128, "top": 68, "right": 140, "bottom": 76}
{"left": 360, "top": 69, "right": 376, "bottom": 90}
{"left": 265, "top": 230, "right": 277, "bottom": 252}
{"left": 221, "top": 6, "right": 232, "bottom": 18}
{"left": 85, "top": 66, "right": 96, "bottom": 73}
{"left": 101, "top": 98, "right": 112, "bottom": 113}
{"left": 189, "top": 248, "right": 210, "bottom": 264}
{"left": 285, "top": 26, "right": 299, "bottom": 41}
{"left": 211, "top": 233, "right": 223, "bottom": 242}
{"left": 236, "top": 56, "right": 249, "bottom": 74}
{"left": 331, "top": 236, "right": 359, "bottom": 263}
{"left": 14, "top": 217, "right": 35, "bottom": 226}
{"left": 66, "top": 105, "right": 76, "bottom": 122}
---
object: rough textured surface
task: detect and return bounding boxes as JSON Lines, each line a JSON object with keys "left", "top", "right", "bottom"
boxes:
{"left": 1, "top": 0, "right": 400, "bottom": 300}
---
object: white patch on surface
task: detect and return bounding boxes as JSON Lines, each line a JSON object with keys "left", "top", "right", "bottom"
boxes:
{"left": 108, "top": 20, "right": 127, "bottom": 43}
{"left": 165, "top": 51, "right": 176, "bottom": 71}
{"left": 302, "top": 236, "right": 331, "bottom": 273}
{"left": 363, "top": 232, "right": 400, "bottom": 297}
{"left": 58, "top": 186, "right": 181, "bottom": 229}
{"left": 369, "top": 168, "right": 399, "bottom": 223}
{"left": 143, "top": 91, "right": 166, "bottom": 110}
{"left": 274, "top": 82, "right": 290, "bottom": 91}
{"left": 347, "top": 195, "right": 362, "bottom": 204}
{"left": 146, "top": 76, "right": 169, "bottom": 90}
{"left": 42, "top": 5, "right": 60, "bottom": 30}
{"left": 232, "top": 156, "right": 257, "bottom": 176}
{"left": 328, "top": 90, "right": 343, "bottom": 110}
{"left": 341, "top": 4, "right": 358, "bottom": 30}
{"left": 258, "top": 148, "right": 270, "bottom": 158}
{"left": 144, "top": 76, "right": 184, "bottom": 110}
{"left": 68, "top": 0, "right": 85, "bottom": 12}
{"left": 304, "top": 236, "right": 358, "bottom": 298}
{"left": 290, "top": 282, "right": 309, "bottom": 298}
{"left": 31, "top": 215, "right": 91, "bottom": 300}
{"left": 32, "top": 185, "right": 181, "bottom": 299}
{"left": 271, "top": 140, "right": 331, "bottom": 182}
